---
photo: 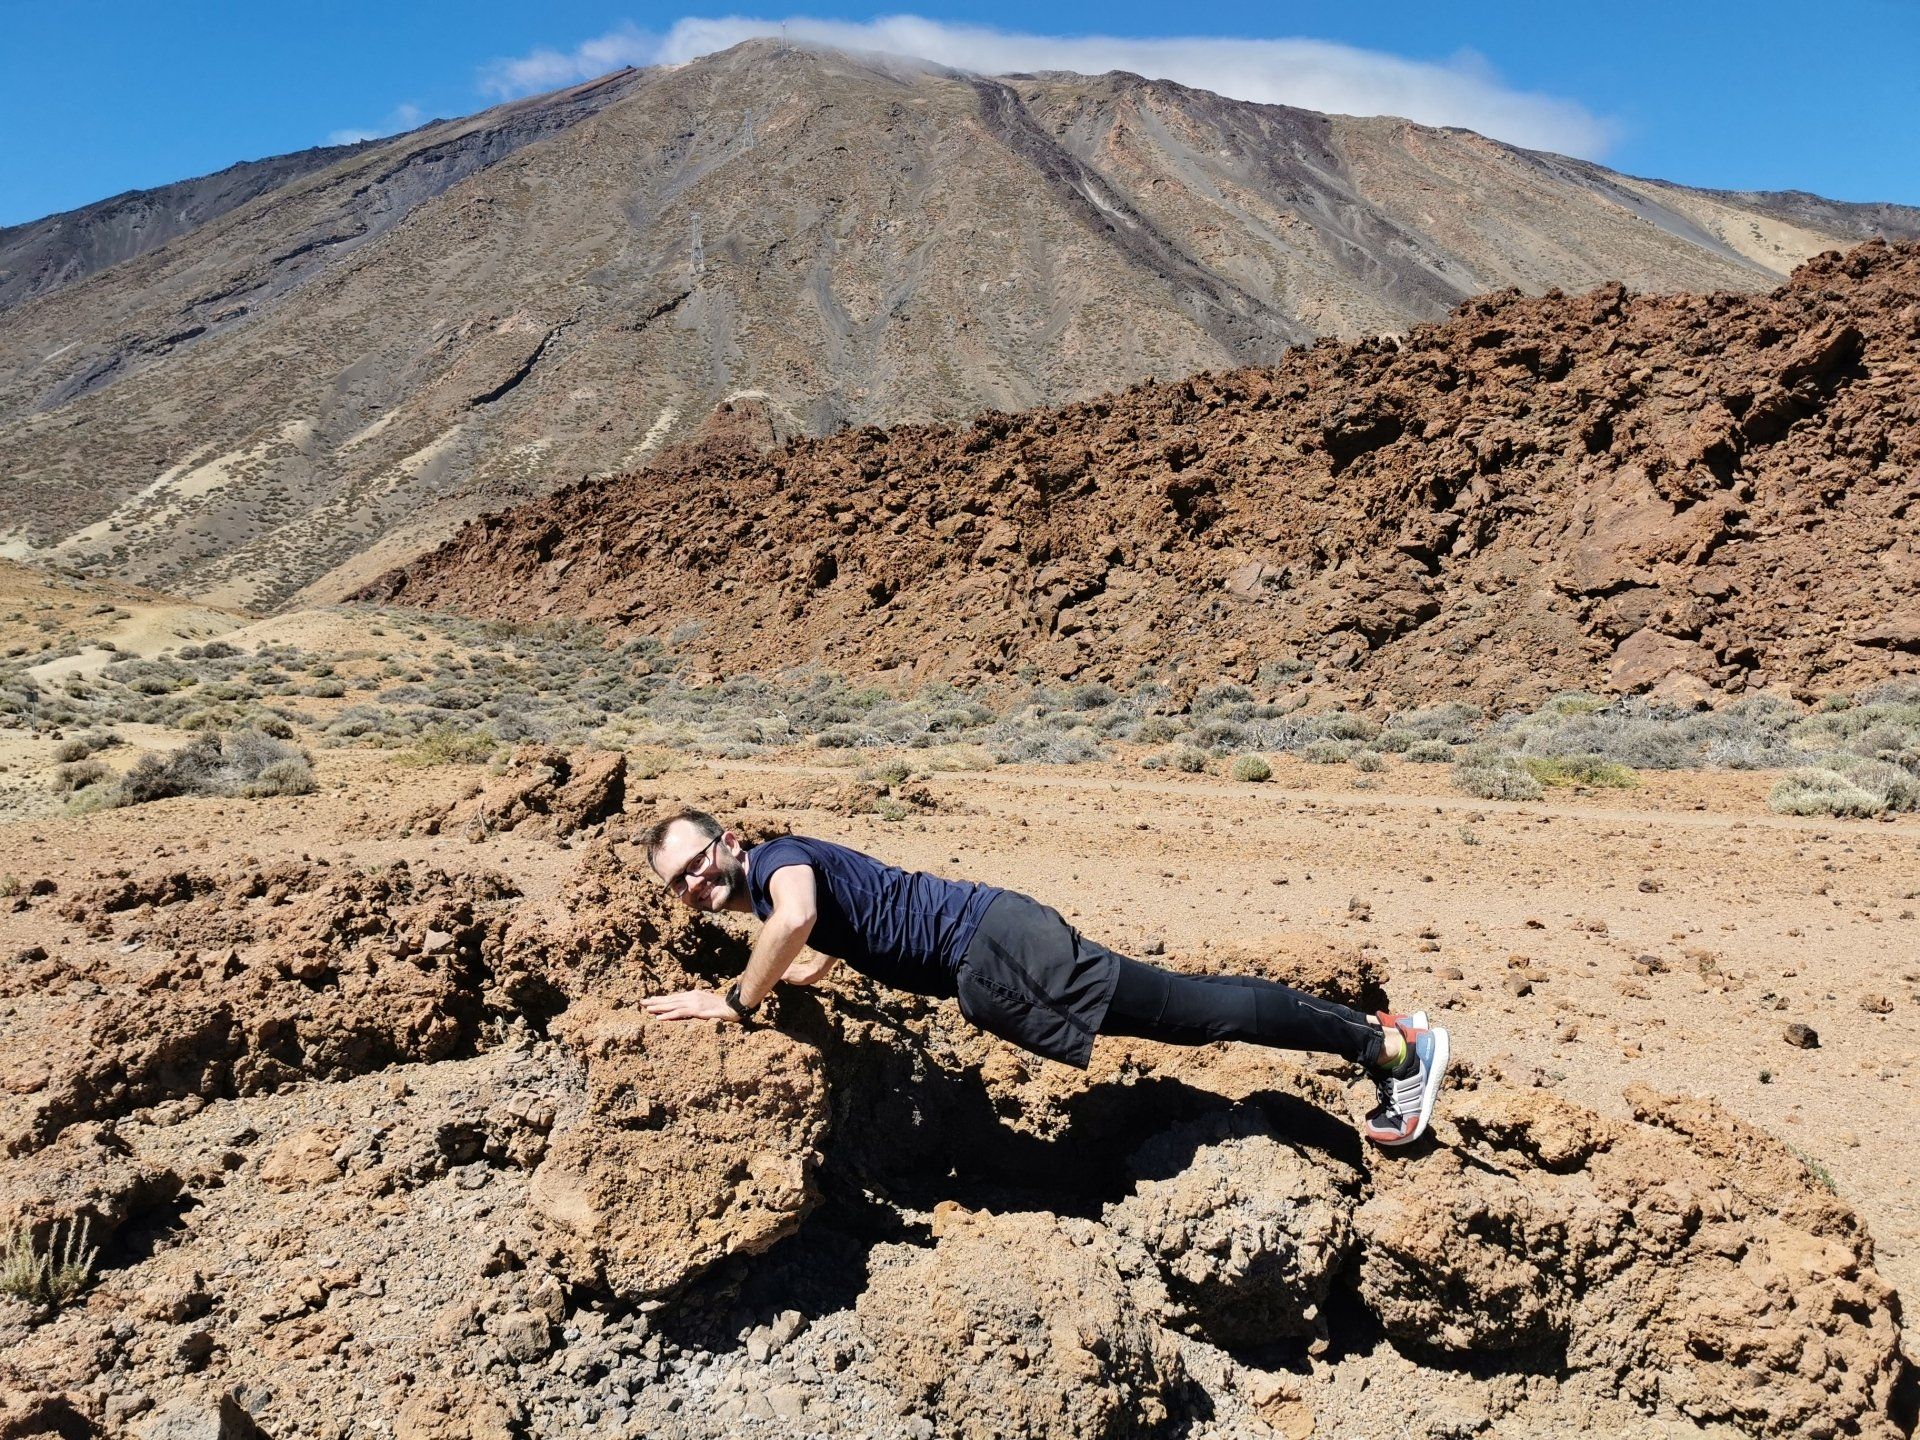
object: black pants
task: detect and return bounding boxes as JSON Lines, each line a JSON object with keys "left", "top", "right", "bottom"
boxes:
{"left": 1097, "top": 956, "right": 1384, "bottom": 1067}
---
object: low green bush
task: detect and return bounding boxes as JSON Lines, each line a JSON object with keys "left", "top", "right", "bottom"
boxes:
{"left": 1520, "top": 754, "right": 1640, "bottom": 788}
{"left": 392, "top": 727, "right": 497, "bottom": 767}
{"left": 1228, "top": 754, "right": 1272, "bottom": 783}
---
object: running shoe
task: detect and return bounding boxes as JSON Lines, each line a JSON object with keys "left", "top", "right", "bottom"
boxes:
{"left": 1362, "top": 1010, "right": 1449, "bottom": 1147}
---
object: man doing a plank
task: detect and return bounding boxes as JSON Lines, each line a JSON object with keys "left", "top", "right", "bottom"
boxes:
{"left": 638, "top": 811, "right": 1449, "bottom": 1146}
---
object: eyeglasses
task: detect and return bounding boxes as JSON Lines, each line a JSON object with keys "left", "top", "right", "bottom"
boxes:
{"left": 661, "top": 835, "right": 722, "bottom": 897}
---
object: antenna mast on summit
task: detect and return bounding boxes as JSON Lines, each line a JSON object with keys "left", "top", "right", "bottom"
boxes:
{"left": 690, "top": 212, "right": 705, "bottom": 279}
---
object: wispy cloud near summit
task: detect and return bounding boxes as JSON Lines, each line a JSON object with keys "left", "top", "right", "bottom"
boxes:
{"left": 477, "top": 15, "right": 1617, "bottom": 158}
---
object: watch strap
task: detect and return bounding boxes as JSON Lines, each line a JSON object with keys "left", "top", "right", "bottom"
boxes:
{"left": 723, "top": 981, "right": 758, "bottom": 1021}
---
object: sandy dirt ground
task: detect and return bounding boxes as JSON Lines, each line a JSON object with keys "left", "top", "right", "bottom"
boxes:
{"left": 5, "top": 743, "right": 1914, "bottom": 1341}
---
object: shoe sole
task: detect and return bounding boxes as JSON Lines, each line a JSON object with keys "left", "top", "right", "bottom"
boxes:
{"left": 1370, "top": 1023, "right": 1449, "bottom": 1147}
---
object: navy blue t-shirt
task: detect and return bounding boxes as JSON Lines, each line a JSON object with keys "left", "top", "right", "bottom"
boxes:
{"left": 745, "top": 835, "right": 1000, "bottom": 997}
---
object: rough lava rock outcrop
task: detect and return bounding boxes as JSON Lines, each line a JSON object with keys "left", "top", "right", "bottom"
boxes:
{"left": 433, "top": 745, "right": 626, "bottom": 842}
{"left": 854, "top": 1207, "right": 1187, "bottom": 1440}
{"left": 374, "top": 240, "right": 1920, "bottom": 706}
{"left": 1105, "top": 1104, "right": 1357, "bottom": 1346}
{"left": 1356, "top": 1086, "right": 1909, "bottom": 1438}
{"left": 10, "top": 860, "right": 519, "bottom": 1155}
{"left": 529, "top": 998, "right": 829, "bottom": 1299}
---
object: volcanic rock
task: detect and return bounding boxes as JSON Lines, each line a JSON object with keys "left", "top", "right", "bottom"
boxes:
{"left": 1356, "top": 1086, "right": 1906, "bottom": 1437}
{"left": 854, "top": 1208, "right": 1185, "bottom": 1440}
{"left": 0, "top": 1120, "right": 180, "bottom": 1255}
{"left": 528, "top": 1000, "right": 829, "bottom": 1298}
{"left": 434, "top": 745, "right": 626, "bottom": 840}
{"left": 7, "top": 860, "right": 517, "bottom": 1154}
{"left": 1106, "top": 1105, "right": 1356, "bottom": 1344}
{"left": 375, "top": 241, "right": 1920, "bottom": 704}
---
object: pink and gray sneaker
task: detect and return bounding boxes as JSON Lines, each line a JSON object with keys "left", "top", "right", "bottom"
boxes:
{"left": 1362, "top": 1011, "right": 1449, "bottom": 1147}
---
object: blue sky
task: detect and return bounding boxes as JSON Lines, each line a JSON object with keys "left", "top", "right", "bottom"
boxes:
{"left": 3, "top": 0, "right": 1916, "bottom": 228}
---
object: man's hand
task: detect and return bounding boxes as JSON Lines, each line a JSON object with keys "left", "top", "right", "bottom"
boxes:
{"left": 640, "top": 989, "right": 740, "bottom": 1023}
{"left": 781, "top": 953, "right": 839, "bottom": 987}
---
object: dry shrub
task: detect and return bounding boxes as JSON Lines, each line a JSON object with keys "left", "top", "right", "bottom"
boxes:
{"left": 114, "top": 729, "right": 316, "bottom": 806}
{"left": 1452, "top": 756, "right": 1543, "bottom": 802}
{"left": 1767, "top": 769, "right": 1885, "bottom": 818}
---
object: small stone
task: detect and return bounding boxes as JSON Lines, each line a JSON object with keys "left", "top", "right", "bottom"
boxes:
{"left": 1858, "top": 993, "right": 1893, "bottom": 1014}
{"left": 767, "top": 1383, "right": 809, "bottom": 1423}
{"left": 136, "top": 1392, "right": 263, "bottom": 1439}
{"left": 1505, "top": 974, "right": 1533, "bottom": 998}
{"left": 1141, "top": 937, "right": 1165, "bottom": 956}
{"left": 1784, "top": 1022, "right": 1820, "bottom": 1049}
{"left": 493, "top": 1310, "right": 554, "bottom": 1364}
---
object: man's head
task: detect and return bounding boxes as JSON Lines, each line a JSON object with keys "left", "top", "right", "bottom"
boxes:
{"left": 641, "top": 808, "right": 748, "bottom": 913}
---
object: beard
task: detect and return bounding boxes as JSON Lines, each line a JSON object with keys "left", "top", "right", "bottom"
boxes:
{"left": 694, "top": 849, "right": 748, "bottom": 911}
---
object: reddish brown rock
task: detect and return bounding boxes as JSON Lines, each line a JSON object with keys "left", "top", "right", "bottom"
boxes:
{"left": 529, "top": 1000, "right": 829, "bottom": 1298}
{"left": 368, "top": 241, "right": 1920, "bottom": 705}
{"left": 1106, "top": 1105, "right": 1357, "bottom": 1344}
{"left": 441, "top": 745, "right": 626, "bottom": 840}
{"left": 1356, "top": 1086, "right": 1906, "bottom": 1438}
{"left": 854, "top": 1209, "right": 1185, "bottom": 1440}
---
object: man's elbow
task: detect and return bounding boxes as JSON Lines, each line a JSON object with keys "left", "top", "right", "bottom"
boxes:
{"left": 774, "top": 906, "right": 817, "bottom": 941}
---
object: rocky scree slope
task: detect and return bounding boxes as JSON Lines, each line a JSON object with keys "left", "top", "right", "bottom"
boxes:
{"left": 371, "top": 240, "right": 1920, "bottom": 707}
{"left": 0, "top": 138, "right": 385, "bottom": 314}
{"left": 4, "top": 40, "right": 1917, "bottom": 612}
{"left": 0, "top": 754, "right": 1910, "bottom": 1438}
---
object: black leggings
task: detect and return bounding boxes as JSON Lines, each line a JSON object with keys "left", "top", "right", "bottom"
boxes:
{"left": 1098, "top": 957, "right": 1384, "bottom": 1067}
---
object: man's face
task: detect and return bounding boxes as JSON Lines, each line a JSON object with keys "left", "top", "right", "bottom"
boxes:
{"left": 651, "top": 822, "right": 745, "bottom": 913}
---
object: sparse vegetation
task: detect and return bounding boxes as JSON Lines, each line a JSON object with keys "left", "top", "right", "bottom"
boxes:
{"left": 1, "top": 1217, "right": 97, "bottom": 1308}
{"left": 392, "top": 727, "right": 498, "bottom": 768}
{"left": 52, "top": 731, "right": 121, "bottom": 763}
{"left": 1520, "top": 754, "right": 1640, "bottom": 789}
{"left": 115, "top": 729, "right": 316, "bottom": 805}
{"left": 1452, "top": 755, "right": 1544, "bottom": 802}
{"left": 1767, "top": 769, "right": 1886, "bottom": 818}
{"left": 1228, "top": 754, "right": 1272, "bottom": 783}
{"left": 52, "top": 758, "right": 110, "bottom": 793}
{"left": 5, "top": 605, "right": 1919, "bottom": 827}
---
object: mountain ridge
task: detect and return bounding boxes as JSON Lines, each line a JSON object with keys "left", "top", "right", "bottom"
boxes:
{"left": 4, "top": 39, "right": 1917, "bottom": 613}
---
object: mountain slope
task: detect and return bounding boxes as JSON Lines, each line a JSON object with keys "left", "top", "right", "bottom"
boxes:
{"left": 3, "top": 40, "right": 1916, "bottom": 613}
{"left": 0, "top": 141, "right": 389, "bottom": 313}
{"left": 366, "top": 241, "right": 1920, "bottom": 707}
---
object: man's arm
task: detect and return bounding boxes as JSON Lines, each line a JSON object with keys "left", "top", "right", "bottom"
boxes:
{"left": 640, "top": 865, "right": 819, "bottom": 1022}
{"left": 781, "top": 952, "right": 840, "bottom": 987}
{"left": 734, "top": 864, "right": 817, "bottom": 1007}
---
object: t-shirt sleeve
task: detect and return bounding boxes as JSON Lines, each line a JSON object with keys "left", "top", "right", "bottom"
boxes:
{"left": 748, "top": 837, "right": 815, "bottom": 914}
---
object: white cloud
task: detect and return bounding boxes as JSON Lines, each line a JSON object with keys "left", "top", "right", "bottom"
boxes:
{"left": 326, "top": 102, "right": 426, "bottom": 148}
{"left": 476, "top": 15, "right": 1616, "bottom": 157}
{"left": 479, "top": 23, "right": 659, "bottom": 99}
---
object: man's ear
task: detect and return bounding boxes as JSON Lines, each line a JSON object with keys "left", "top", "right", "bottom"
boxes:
{"left": 721, "top": 828, "right": 739, "bottom": 852}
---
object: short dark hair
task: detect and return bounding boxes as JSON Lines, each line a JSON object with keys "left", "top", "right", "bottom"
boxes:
{"left": 640, "top": 809, "right": 723, "bottom": 868}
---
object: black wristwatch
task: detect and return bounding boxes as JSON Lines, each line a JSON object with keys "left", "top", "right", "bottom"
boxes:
{"left": 723, "top": 982, "right": 759, "bottom": 1023}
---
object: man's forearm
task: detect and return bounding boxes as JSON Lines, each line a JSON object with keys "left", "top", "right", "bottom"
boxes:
{"left": 737, "top": 917, "right": 813, "bottom": 1009}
